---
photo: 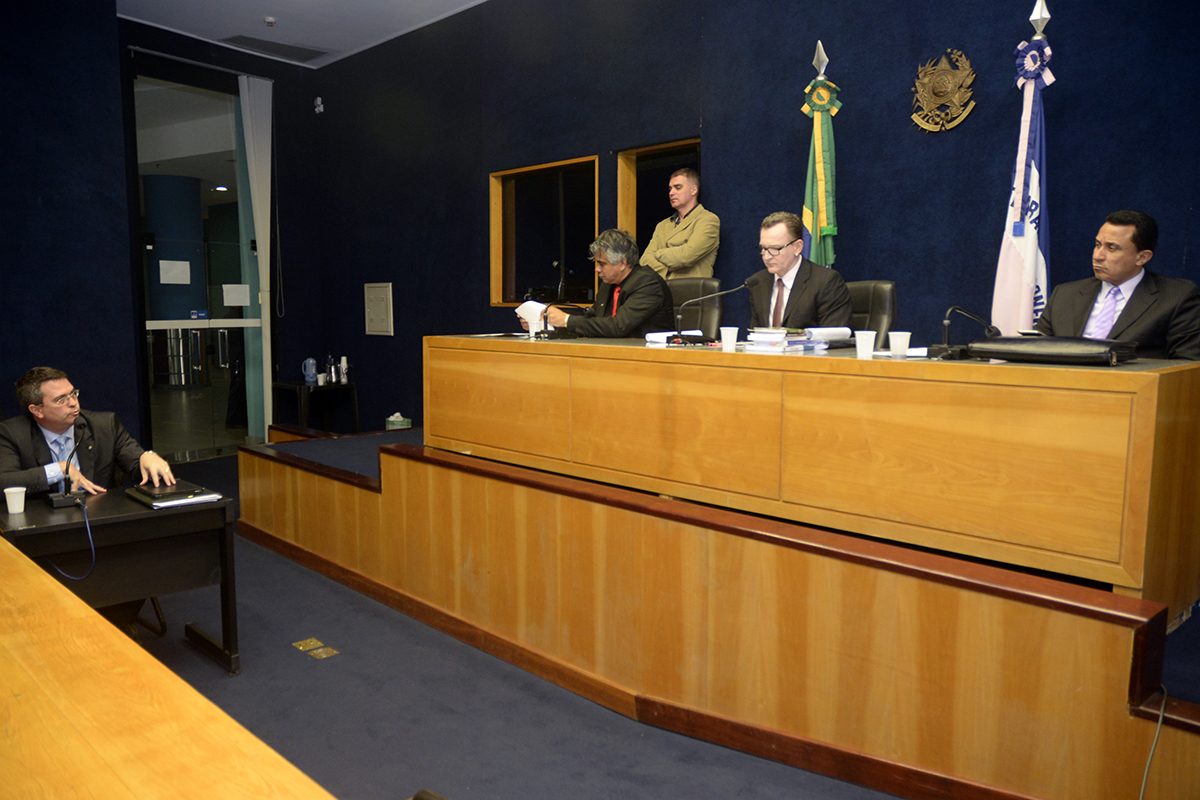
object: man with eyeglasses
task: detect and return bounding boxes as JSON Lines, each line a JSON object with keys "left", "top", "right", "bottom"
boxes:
{"left": 0, "top": 366, "right": 175, "bottom": 496}
{"left": 747, "top": 211, "right": 851, "bottom": 330}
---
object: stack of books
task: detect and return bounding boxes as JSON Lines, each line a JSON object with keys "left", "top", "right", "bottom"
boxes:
{"left": 743, "top": 328, "right": 830, "bottom": 354}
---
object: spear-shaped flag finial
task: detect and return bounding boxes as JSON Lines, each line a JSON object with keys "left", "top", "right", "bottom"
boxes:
{"left": 813, "top": 40, "right": 829, "bottom": 79}
{"left": 1030, "top": 0, "right": 1051, "bottom": 40}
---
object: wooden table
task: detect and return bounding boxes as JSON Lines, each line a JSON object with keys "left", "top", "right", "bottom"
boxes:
{"left": 0, "top": 490, "right": 240, "bottom": 673}
{"left": 0, "top": 533, "right": 337, "bottom": 799}
{"left": 423, "top": 335, "right": 1200, "bottom": 617}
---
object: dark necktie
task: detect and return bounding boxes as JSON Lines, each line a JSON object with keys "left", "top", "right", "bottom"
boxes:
{"left": 771, "top": 278, "right": 785, "bottom": 328}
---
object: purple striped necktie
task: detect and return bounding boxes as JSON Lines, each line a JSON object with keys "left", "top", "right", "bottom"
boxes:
{"left": 1090, "top": 285, "right": 1121, "bottom": 340}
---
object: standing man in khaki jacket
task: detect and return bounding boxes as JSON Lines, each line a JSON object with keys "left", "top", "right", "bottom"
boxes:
{"left": 640, "top": 168, "right": 720, "bottom": 280}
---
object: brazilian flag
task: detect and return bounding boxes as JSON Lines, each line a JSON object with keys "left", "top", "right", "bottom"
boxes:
{"left": 801, "top": 79, "right": 841, "bottom": 267}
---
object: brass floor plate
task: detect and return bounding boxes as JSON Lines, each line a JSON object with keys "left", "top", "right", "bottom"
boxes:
{"left": 307, "top": 646, "right": 339, "bottom": 659}
{"left": 293, "top": 638, "right": 339, "bottom": 659}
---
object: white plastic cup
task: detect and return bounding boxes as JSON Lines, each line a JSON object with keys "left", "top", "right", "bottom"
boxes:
{"left": 316, "top": 373, "right": 327, "bottom": 386}
{"left": 889, "top": 331, "right": 912, "bottom": 360}
{"left": 719, "top": 326, "right": 738, "bottom": 352}
{"left": 855, "top": 330, "right": 876, "bottom": 360}
{"left": 5, "top": 486, "right": 26, "bottom": 514}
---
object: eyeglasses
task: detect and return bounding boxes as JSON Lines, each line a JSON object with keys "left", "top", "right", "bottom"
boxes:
{"left": 42, "top": 389, "right": 80, "bottom": 407}
{"left": 757, "top": 238, "right": 800, "bottom": 257}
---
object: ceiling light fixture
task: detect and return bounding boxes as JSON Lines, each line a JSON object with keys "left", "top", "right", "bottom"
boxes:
{"left": 264, "top": 16, "right": 277, "bottom": 27}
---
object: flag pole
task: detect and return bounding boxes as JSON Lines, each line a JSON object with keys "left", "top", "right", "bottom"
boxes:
{"left": 802, "top": 41, "right": 841, "bottom": 267}
{"left": 991, "top": 1, "right": 1055, "bottom": 335}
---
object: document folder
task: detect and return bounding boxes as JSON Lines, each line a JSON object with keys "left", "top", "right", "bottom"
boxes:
{"left": 126, "top": 480, "right": 223, "bottom": 509}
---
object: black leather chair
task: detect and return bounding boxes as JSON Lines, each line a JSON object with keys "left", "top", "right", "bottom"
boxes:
{"left": 846, "top": 280, "right": 897, "bottom": 347}
{"left": 669, "top": 277, "right": 722, "bottom": 340}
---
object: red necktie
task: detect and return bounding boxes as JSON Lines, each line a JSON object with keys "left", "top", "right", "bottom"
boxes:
{"left": 611, "top": 286, "right": 620, "bottom": 317}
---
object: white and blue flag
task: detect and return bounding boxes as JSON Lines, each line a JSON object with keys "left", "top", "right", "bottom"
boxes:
{"left": 992, "top": 29, "right": 1054, "bottom": 336}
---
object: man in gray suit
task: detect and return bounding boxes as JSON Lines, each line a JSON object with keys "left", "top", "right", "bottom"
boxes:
{"left": 1035, "top": 210, "right": 1200, "bottom": 360}
{"left": 0, "top": 366, "right": 174, "bottom": 495}
{"left": 0, "top": 366, "right": 176, "bottom": 638}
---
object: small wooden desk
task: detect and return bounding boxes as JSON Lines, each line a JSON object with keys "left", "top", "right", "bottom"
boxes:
{"left": 0, "top": 491, "right": 240, "bottom": 673}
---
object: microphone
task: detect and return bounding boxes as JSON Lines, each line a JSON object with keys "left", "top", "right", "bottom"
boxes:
{"left": 669, "top": 281, "right": 754, "bottom": 344}
{"left": 534, "top": 303, "right": 586, "bottom": 339}
{"left": 48, "top": 416, "right": 91, "bottom": 508}
{"left": 929, "top": 306, "right": 1002, "bottom": 360}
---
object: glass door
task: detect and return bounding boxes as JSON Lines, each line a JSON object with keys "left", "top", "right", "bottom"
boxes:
{"left": 135, "top": 73, "right": 263, "bottom": 461}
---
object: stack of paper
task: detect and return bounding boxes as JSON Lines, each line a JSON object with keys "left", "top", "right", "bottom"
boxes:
{"left": 747, "top": 326, "right": 851, "bottom": 340}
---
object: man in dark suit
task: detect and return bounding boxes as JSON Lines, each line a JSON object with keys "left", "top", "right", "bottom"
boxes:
{"left": 747, "top": 211, "right": 852, "bottom": 329}
{"left": 0, "top": 366, "right": 175, "bottom": 495}
{"left": 1035, "top": 210, "right": 1200, "bottom": 360}
{"left": 544, "top": 229, "right": 675, "bottom": 338}
{"left": 1, "top": 367, "right": 176, "bottom": 638}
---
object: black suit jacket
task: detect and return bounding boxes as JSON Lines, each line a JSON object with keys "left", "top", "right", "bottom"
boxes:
{"left": 748, "top": 258, "right": 852, "bottom": 330}
{"left": 1034, "top": 270, "right": 1200, "bottom": 360}
{"left": 566, "top": 264, "right": 676, "bottom": 338}
{"left": 0, "top": 410, "right": 146, "bottom": 494}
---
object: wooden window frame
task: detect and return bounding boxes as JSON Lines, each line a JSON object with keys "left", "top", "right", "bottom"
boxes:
{"left": 489, "top": 156, "right": 599, "bottom": 307}
{"left": 615, "top": 138, "right": 701, "bottom": 244}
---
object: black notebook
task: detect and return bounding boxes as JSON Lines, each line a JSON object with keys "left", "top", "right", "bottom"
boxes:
{"left": 126, "top": 479, "right": 223, "bottom": 509}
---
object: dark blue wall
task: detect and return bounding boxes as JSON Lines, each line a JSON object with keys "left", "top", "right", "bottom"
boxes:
{"left": 7, "top": 0, "right": 1199, "bottom": 435}
{"left": 0, "top": 2, "right": 142, "bottom": 430}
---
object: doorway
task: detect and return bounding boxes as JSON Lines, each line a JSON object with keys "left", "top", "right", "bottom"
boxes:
{"left": 133, "top": 72, "right": 264, "bottom": 462}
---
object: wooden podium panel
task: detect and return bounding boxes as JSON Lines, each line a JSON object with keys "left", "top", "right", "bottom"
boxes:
{"left": 570, "top": 358, "right": 783, "bottom": 496}
{"left": 780, "top": 371, "right": 1132, "bottom": 559}
{"left": 423, "top": 335, "right": 1200, "bottom": 616}
{"left": 424, "top": 345, "right": 572, "bottom": 461}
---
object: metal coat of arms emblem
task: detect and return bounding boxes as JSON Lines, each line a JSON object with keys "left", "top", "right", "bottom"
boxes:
{"left": 911, "top": 49, "right": 976, "bottom": 132}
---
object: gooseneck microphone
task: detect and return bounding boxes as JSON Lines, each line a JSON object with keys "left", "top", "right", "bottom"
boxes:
{"left": 943, "top": 306, "right": 1003, "bottom": 341}
{"left": 534, "top": 303, "right": 586, "bottom": 339}
{"left": 928, "top": 306, "right": 1002, "bottom": 359}
{"left": 48, "top": 416, "right": 91, "bottom": 508}
{"left": 669, "top": 280, "right": 755, "bottom": 344}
